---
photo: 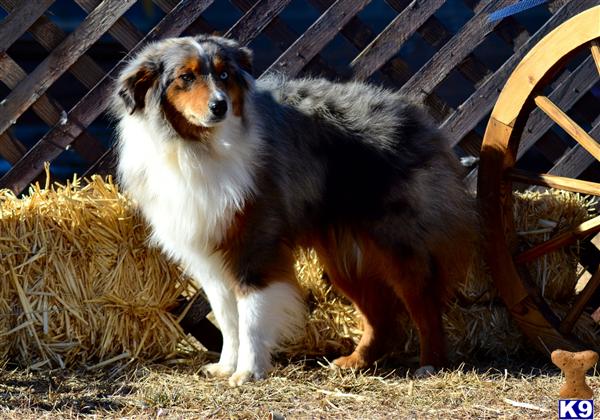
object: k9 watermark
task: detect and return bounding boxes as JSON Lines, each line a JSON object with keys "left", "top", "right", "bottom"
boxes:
{"left": 558, "top": 400, "right": 594, "bottom": 419}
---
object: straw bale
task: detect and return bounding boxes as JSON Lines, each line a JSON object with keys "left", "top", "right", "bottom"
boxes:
{"left": 284, "top": 190, "right": 598, "bottom": 362}
{"left": 0, "top": 175, "right": 197, "bottom": 369}
{"left": 1, "top": 175, "right": 597, "bottom": 370}
{"left": 289, "top": 250, "right": 527, "bottom": 361}
{"left": 513, "top": 191, "right": 595, "bottom": 302}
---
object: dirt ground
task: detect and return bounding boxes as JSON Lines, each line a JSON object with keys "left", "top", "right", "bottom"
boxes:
{"left": 1, "top": 353, "right": 597, "bottom": 419}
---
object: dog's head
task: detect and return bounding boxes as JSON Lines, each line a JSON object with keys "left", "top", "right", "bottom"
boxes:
{"left": 115, "top": 35, "right": 253, "bottom": 139}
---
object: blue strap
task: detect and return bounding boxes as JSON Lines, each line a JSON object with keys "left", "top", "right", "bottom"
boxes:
{"left": 488, "top": 0, "right": 549, "bottom": 22}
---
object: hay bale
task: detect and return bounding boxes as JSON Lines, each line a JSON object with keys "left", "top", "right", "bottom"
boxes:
{"left": 289, "top": 250, "right": 527, "bottom": 361}
{"left": 1, "top": 174, "right": 598, "bottom": 370}
{"left": 0, "top": 175, "right": 197, "bottom": 369}
{"left": 513, "top": 191, "right": 595, "bottom": 302}
{"left": 286, "top": 190, "right": 599, "bottom": 362}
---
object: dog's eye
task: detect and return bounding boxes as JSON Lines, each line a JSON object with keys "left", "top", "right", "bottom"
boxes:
{"left": 179, "top": 73, "right": 195, "bottom": 83}
{"left": 219, "top": 71, "right": 228, "bottom": 80}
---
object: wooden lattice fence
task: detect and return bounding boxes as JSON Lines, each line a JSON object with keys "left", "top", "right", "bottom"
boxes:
{"left": 0, "top": 0, "right": 598, "bottom": 195}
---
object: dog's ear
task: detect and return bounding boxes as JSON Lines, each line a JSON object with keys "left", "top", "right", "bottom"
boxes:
{"left": 117, "top": 63, "right": 159, "bottom": 114}
{"left": 235, "top": 46, "right": 253, "bottom": 75}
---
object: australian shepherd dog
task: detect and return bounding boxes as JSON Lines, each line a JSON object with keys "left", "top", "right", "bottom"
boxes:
{"left": 112, "top": 35, "right": 476, "bottom": 386}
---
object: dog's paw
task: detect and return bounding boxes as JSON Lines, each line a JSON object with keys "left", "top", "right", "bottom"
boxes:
{"left": 228, "top": 369, "right": 267, "bottom": 387}
{"left": 413, "top": 365, "right": 436, "bottom": 378}
{"left": 332, "top": 353, "right": 370, "bottom": 369}
{"left": 202, "top": 362, "right": 235, "bottom": 378}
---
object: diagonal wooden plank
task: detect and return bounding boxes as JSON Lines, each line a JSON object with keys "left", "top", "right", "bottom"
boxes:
{"left": 225, "top": 0, "right": 292, "bottom": 46}
{"left": 263, "top": 0, "right": 371, "bottom": 77}
{"left": 74, "top": 0, "right": 144, "bottom": 50}
{"left": 549, "top": 121, "right": 600, "bottom": 179}
{"left": 310, "top": 0, "right": 420, "bottom": 88}
{"left": 0, "top": 0, "right": 137, "bottom": 137}
{"left": 0, "top": 0, "right": 214, "bottom": 194}
{"left": 516, "top": 56, "right": 599, "bottom": 160}
{"left": 385, "top": 0, "right": 499, "bottom": 90}
{"left": 534, "top": 95, "right": 600, "bottom": 161}
{"left": 309, "top": 0, "right": 373, "bottom": 49}
{"left": 154, "top": 0, "right": 338, "bottom": 77}
{"left": 228, "top": 0, "right": 337, "bottom": 77}
{"left": 439, "top": 0, "right": 596, "bottom": 145}
{"left": 0, "top": 0, "right": 106, "bottom": 91}
{"left": 351, "top": 0, "right": 446, "bottom": 81}
{"left": 399, "top": 0, "right": 514, "bottom": 98}
{"left": 0, "top": 0, "right": 54, "bottom": 52}
{"left": 0, "top": 54, "right": 105, "bottom": 163}
{"left": 0, "top": 131, "right": 27, "bottom": 165}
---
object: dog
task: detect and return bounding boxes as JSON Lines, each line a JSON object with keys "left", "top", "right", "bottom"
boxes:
{"left": 112, "top": 35, "right": 476, "bottom": 386}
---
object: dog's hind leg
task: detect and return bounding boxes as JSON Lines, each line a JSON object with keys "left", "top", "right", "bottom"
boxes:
{"left": 382, "top": 254, "right": 447, "bottom": 371}
{"left": 314, "top": 237, "right": 401, "bottom": 369}
{"left": 332, "top": 280, "right": 403, "bottom": 369}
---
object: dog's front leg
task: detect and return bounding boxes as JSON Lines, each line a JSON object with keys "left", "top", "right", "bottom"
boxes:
{"left": 229, "top": 281, "right": 305, "bottom": 386}
{"left": 197, "top": 275, "right": 239, "bottom": 378}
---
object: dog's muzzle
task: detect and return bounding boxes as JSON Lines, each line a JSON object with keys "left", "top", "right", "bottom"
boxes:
{"left": 208, "top": 97, "right": 228, "bottom": 119}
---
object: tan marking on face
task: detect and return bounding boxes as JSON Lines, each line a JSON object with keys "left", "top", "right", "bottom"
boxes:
{"left": 162, "top": 57, "right": 216, "bottom": 141}
{"left": 166, "top": 58, "right": 211, "bottom": 122}
{"left": 227, "top": 79, "right": 245, "bottom": 117}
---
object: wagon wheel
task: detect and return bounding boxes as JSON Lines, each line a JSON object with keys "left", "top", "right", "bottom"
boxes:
{"left": 478, "top": 6, "right": 600, "bottom": 354}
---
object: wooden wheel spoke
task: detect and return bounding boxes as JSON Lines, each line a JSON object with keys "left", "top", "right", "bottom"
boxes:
{"left": 515, "top": 215, "right": 600, "bottom": 264}
{"left": 560, "top": 267, "right": 600, "bottom": 334}
{"left": 534, "top": 95, "right": 600, "bottom": 162}
{"left": 506, "top": 168, "right": 600, "bottom": 196}
{"left": 591, "top": 40, "right": 600, "bottom": 75}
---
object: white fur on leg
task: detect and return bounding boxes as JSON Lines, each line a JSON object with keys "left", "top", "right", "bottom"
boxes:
{"left": 190, "top": 259, "right": 240, "bottom": 378}
{"left": 229, "top": 282, "right": 306, "bottom": 386}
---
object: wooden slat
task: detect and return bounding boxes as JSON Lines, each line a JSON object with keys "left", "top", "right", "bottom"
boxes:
{"left": 516, "top": 56, "right": 599, "bottom": 160}
{"left": 73, "top": 0, "right": 144, "bottom": 50}
{"left": 591, "top": 40, "right": 600, "bottom": 75}
{"left": 0, "top": 0, "right": 105, "bottom": 92}
{"left": 534, "top": 95, "right": 600, "bottom": 162}
{"left": 0, "top": 0, "right": 54, "bottom": 52}
{"left": 0, "top": 0, "right": 215, "bottom": 194}
{"left": 224, "top": 0, "right": 337, "bottom": 77}
{"left": 82, "top": 148, "right": 116, "bottom": 178}
{"left": 0, "top": 55, "right": 105, "bottom": 163}
{"left": 515, "top": 215, "right": 600, "bottom": 264}
{"left": 399, "top": 0, "right": 513, "bottom": 98}
{"left": 560, "top": 267, "right": 600, "bottom": 334}
{"left": 225, "top": 0, "right": 292, "bottom": 46}
{"left": 385, "top": 0, "right": 497, "bottom": 117}
{"left": 506, "top": 168, "right": 600, "bottom": 196}
{"left": 494, "top": 17, "right": 530, "bottom": 51}
{"left": 549, "top": 121, "right": 600, "bottom": 178}
{"left": 350, "top": 0, "right": 445, "bottom": 80}
{"left": 439, "top": 0, "right": 596, "bottom": 145}
{"left": 0, "top": 131, "right": 27, "bottom": 165}
{"left": 310, "top": 0, "right": 372, "bottom": 49}
{"left": 309, "top": 0, "right": 415, "bottom": 86}
{"left": 263, "top": 0, "right": 370, "bottom": 77}
{"left": 0, "top": 0, "right": 137, "bottom": 137}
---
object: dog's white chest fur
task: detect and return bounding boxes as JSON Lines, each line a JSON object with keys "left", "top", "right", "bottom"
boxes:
{"left": 116, "top": 113, "right": 259, "bottom": 267}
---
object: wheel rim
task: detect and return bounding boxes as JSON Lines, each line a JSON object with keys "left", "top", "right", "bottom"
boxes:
{"left": 478, "top": 6, "right": 600, "bottom": 354}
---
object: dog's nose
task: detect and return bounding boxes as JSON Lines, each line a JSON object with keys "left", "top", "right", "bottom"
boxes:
{"left": 208, "top": 98, "right": 227, "bottom": 118}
